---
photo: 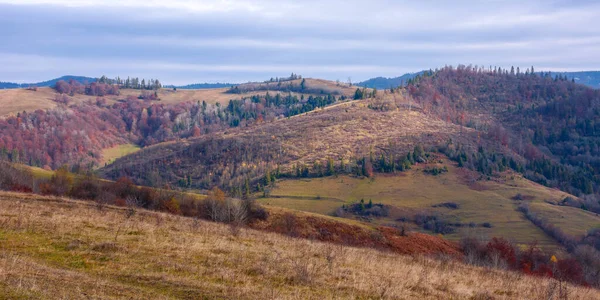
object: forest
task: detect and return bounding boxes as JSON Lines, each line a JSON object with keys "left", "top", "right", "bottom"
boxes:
{"left": 407, "top": 66, "right": 600, "bottom": 197}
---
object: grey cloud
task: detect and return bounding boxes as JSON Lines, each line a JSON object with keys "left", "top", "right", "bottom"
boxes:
{"left": 0, "top": 0, "right": 599, "bottom": 84}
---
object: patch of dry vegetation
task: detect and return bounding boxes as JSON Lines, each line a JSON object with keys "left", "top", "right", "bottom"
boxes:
{"left": 0, "top": 191, "right": 597, "bottom": 299}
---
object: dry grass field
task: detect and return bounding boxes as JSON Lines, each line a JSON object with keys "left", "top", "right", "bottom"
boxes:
{"left": 99, "top": 144, "right": 141, "bottom": 167}
{"left": 0, "top": 88, "right": 61, "bottom": 116}
{"left": 0, "top": 191, "right": 597, "bottom": 299}
{"left": 0, "top": 87, "right": 239, "bottom": 116}
{"left": 259, "top": 160, "right": 600, "bottom": 250}
{"left": 205, "top": 95, "right": 472, "bottom": 172}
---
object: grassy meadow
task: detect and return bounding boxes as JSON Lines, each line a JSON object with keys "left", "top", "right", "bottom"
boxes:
{"left": 100, "top": 144, "right": 142, "bottom": 167}
{"left": 259, "top": 160, "right": 600, "bottom": 250}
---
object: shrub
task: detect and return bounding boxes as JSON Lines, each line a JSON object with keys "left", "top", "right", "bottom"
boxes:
{"left": 342, "top": 201, "right": 389, "bottom": 217}
{"left": 162, "top": 198, "right": 181, "bottom": 215}
{"left": 247, "top": 201, "right": 269, "bottom": 222}
{"left": 69, "top": 175, "right": 102, "bottom": 200}
{"left": 519, "top": 243, "right": 551, "bottom": 276}
{"left": 555, "top": 258, "right": 585, "bottom": 285}
{"left": 282, "top": 212, "right": 298, "bottom": 237}
{"left": 485, "top": 237, "right": 517, "bottom": 268}
{"left": 113, "top": 198, "right": 126, "bottom": 206}
{"left": 432, "top": 202, "right": 460, "bottom": 209}
{"left": 423, "top": 166, "right": 448, "bottom": 176}
{"left": 460, "top": 237, "right": 486, "bottom": 265}
{"left": 414, "top": 213, "right": 455, "bottom": 234}
{"left": 51, "top": 166, "right": 73, "bottom": 196}
{"left": 425, "top": 219, "right": 455, "bottom": 234}
{"left": 573, "top": 245, "right": 600, "bottom": 286}
{"left": 0, "top": 162, "right": 34, "bottom": 192}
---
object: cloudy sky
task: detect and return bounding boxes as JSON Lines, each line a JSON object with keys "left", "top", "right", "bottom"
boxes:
{"left": 0, "top": 0, "right": 599, "bottom": 85}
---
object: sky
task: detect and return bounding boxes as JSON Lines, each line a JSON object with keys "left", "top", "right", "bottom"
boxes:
{"left": 0, "top": 0, "right": 599, "bottom": 85}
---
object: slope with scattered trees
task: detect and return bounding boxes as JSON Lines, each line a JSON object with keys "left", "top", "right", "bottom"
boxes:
{"left": 407, "top": 66, "right": 600, "bottom": 198}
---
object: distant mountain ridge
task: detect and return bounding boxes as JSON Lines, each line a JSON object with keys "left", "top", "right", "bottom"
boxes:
{"left": 166, "top": 83, "right": 235, "bottom": 89}
{"left": 0, "top": 75, "right": 236, "bottom": 90}
{"left": 550, "top": 71, "right": 600, "bottom": 88}
{"left": 358, "top": 71, "right": 600, "bottom": 89}
{"left": 0, "top": 75, "right": 97, "bottom": 89}
{"left": 356, "top": 72, "right": 424, "bottom": 89}
{"left": 4, "top": 71, "right": 599, "bottom": 90}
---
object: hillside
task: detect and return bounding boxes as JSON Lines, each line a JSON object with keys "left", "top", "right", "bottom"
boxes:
{"left": 0, "top": 86, "right": 252, "bottom": 116}
{"left": 0, "top": 78, "right": 354, "bottom": 169}
{"left": 99, "top": 94, "right": 473, "bottom": 190}
{"left": 406, "top": 66, "right": 600, "bottom": 197}
{"left": 0, "top": 191, "right": 596, "bottom": 299}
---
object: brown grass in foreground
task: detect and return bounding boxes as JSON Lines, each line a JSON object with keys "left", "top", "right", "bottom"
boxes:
{"left": 0, "top": 191, "right": 597, "bottom": 299}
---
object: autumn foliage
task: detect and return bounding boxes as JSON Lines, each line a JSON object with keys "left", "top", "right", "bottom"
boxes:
{"left": 54, "top": 79, "right": 119, "bottom": 97}
{"left": 460, "top": 236, "right": 591, "bottom": 286}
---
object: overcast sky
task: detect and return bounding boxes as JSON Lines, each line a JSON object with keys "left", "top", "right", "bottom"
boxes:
{"left": 1, "top": 0, "right": 599, "bottom": 85}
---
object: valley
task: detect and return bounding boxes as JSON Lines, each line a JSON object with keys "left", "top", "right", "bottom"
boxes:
{"left": 1, "top": 68, "right": 600, "bottom": 295}
{"left": 260, "top": 162, "right": 597, "bottom": 250}
{"left": 3, "top": 0, "right": 600, "bottom": 298}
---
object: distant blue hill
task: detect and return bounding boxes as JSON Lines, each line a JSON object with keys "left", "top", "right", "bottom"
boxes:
{"left": 166, "top": 83, "right": 236, "bottom": 89}
{"left": 0, "top": 76, "right": 235, "bottom": 90}
{"left": 549, "top": 71, "right": 600, "bottom": 89}
{"left": 0, "top": 75, "right": 96, "bottom": 89}
{"left": 356, "top": 72, "right": 424, "bottom": 89}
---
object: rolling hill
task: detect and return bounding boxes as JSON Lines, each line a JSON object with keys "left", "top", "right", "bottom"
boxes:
{"left": 0, "top": 191, "right": 596, "bottom": 299}
{"left": 0, "top": 75, "right": 96, "bottom": 89}
{"left": 0, "top": 77, "right": 360, "bottom": 170}
{"left": 0, "top": 77, "right": 356, "bottom": 117}
{"left": 2, "top": 69, "right": 600, "bottom": 254}
{"left": 2, "top": 69, "right": 600, "bottom": 295}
